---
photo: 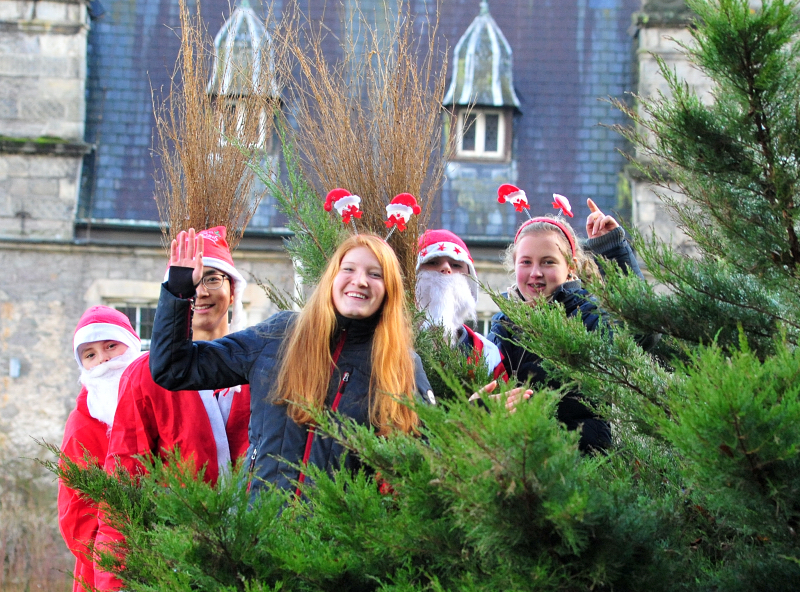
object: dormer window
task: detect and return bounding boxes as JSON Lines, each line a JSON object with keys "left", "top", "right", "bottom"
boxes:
{"left": 456, "top": 108, "right": 507, "bottom": 158}
{"left": 443, "top": 2, "right": 520, "bottom": 161}
{"left": 219, "top": 99, "right": 272, "bottom": 152}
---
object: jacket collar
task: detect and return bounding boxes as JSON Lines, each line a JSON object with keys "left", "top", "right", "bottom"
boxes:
{"left": 333, "top": 311, "right": 381, "bottom": 345}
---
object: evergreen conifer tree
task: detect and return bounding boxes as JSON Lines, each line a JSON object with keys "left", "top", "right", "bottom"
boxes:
{"left": 44, "top": 0, "right": 800, "bottom": 590}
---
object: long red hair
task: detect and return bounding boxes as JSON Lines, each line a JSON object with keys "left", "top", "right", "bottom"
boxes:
{"left": 273, "top": 234, "right": 418, "bottom": 435}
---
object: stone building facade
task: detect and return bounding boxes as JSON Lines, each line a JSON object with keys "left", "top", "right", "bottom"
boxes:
{"left": 629, "top": 0, "right": 712, "bottom": 250}
{"left": 0, "top": 0, "right": 701, "bottom": 485}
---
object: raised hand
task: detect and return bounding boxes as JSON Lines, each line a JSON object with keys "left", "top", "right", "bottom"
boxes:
{"left": 170, "top": 229, "right": 204, "bottom": 286}
{"left": 468, "top": 380, "right": 533, "bottom": 414}
{"left": 586, "top": 198, "right": 619, "bottom": 239}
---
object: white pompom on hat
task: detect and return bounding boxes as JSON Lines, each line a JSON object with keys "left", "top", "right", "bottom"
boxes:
{"left": 73, "top": 306, "right": 141, "bottom": 367}
{"left": 164, "top": 226, "right": 248, "bottom": 332}
{"left": 416, "top": 229, "right": 479, "bottom": 302}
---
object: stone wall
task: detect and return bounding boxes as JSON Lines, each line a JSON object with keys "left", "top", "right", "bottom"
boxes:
{"left": 0, "top": 0, "right": 87, "bottom": 140}
{"left": 631, "top": 2, "right": 712, "bottom": 248}
{"left": 0, "top": 0, "right": 90, "bottom": 240}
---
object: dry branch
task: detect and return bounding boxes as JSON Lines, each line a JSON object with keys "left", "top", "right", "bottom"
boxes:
{"left": 153, "top": 0, "right": 284, "bottom": 250}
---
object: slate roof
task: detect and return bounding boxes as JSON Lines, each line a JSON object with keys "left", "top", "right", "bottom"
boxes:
{"left": 78, "top": 0, "right": 232, "bottom": 224}
{"left": 437, "top": 0, "right": 639, "bottom": 239}
{"left": 78, "top": 0, "right": 639, "bottom": 241}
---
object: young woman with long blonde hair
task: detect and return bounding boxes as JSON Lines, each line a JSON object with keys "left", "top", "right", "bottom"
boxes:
{"left": 149, "top": 232, "right": 431, "bottom": 494}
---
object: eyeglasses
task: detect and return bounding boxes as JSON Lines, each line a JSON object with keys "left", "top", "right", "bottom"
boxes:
{"left": 198, "top": 273, "right": 230, "bottom": 290}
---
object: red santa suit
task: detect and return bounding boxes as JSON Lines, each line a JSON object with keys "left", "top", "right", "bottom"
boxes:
{"left": 104, "top": 352, "right": 251, "bottom": 482}
{"left": 58, "top": 387, "right": 108, "bottom": 592}
{"left": 59, "top": 306, "right": 142, "bottom": 592}
{"left": 95, "top": 226, "right": 251, "bottom": 591}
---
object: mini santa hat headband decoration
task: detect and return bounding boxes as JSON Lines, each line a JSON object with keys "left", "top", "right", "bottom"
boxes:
{"left": 73, "top": 306, "right": 141, "bottom": 367}
{"left": 384, "top": 193, "right": 421, "bottom": 239}
{"left": 163, "top": 226, "right": 249, "bottom": 331}
{"left": 325, "top": 188, "right": 362, "bottom": 234}
{"left": 325, "top": 188, "right": 422, "bottom": 240}
{"left": 498, "top": 184, "right": 577, "bottom": 258}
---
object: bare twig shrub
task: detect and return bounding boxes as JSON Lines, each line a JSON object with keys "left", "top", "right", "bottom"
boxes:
{"left": 0, "top": 458, "right": 72, "bottom": 592}
{"left": 278, "top": 0, "right": 455, "bottom": 290}
{"left": 153, "top": 0, "right": 284, "bottom": 249}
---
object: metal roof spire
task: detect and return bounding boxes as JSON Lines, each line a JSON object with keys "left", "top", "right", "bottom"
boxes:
{"left": 443, "top": 1, "right": 521, "bottom": 109}
{"left": 207, "top": 0, "right": 277, "bottom": 97}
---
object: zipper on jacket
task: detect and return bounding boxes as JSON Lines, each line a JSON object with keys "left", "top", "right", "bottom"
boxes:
{"left": 246, "top": 447, "right": 258, "bottom": 492}
{"left": 295, "top": 372, "right": 350, "bottom": 496}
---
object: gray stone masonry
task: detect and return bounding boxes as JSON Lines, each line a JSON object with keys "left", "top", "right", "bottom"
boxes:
{"left": 0, "top": 153, "right": 82, "bottom": 239}
{"left": 632, "top": 21, "right": 712, "bottom": 249}
{"left": 0, "top": 0, "right": 88, "bottom": 140}
{"left": 0, "top": 0, "right": 89, "bottom": 240}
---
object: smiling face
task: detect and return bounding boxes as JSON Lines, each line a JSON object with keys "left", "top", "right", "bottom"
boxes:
{"left": 193, "top": 266, "right": 234, "bottom": 340}
{"left": 418, "top": 255, "right": 467, "bottom": 275}
{"left": 78, "top": 340, "right": 129, "bottom": 370}
{"left": 332, "top": 246, "right": 386, "bottom": 319}
{"left": 514, "top": 232, "right": 576, "bottom": 300}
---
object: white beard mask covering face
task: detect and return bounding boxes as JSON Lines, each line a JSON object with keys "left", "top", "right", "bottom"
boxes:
{"left": 416, "top": 269, "right": 478, "bottom": 345}
{"left": 79, "top": 347, "right": 140, "bottom": 427}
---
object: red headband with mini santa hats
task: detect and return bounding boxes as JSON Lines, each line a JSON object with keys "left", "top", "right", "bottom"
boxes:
{"left": 164, "top": 226, "right": 249, "bottom": 331}
{"left": 416, "top": 229, "right": 479, "bottom": 302}
{"left": 73, "top": 305, "right": 141, "bottom": 366}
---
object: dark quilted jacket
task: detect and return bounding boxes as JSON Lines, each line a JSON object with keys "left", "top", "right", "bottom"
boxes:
{"left": 488, "top": 228, "right": 645, "bottom": 452}
{"left": 149, "top": 284, "right": 431, "bottom": 495}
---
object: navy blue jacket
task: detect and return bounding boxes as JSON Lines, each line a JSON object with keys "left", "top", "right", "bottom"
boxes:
{"left": 149, "top": 284, "right": 431, "bottom": 494}
{"left": 489, "top": 228, "right": 643, "bottom": 452}
{"left": 489, "top": 282, "right": 612, "bottom": 452}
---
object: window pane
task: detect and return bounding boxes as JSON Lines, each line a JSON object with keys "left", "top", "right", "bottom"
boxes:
{"left": 484, "top": 114, "right": 499, "bottom": 152}
{"left": 139, "top": 307, "right": 157, "bottom": 341}
{"left": 461, "top": 114, "right": 477, "bottom": 151}
{"left": 116, "top": 307, "right": 137, "bottom": 330}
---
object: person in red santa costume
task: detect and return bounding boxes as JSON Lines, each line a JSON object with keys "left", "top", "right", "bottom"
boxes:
{"left": 58, "top": 306, "right": 142, "bottom": 592}
{"left": 94, "top": 226, "right": 251, "bottom": 591}
{"left": 415, "top": 229, "right": 507, "bottom": 382}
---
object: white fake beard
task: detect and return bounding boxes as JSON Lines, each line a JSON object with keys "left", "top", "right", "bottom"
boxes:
{"left": 416, "top": 270, "right": 477, "bottom": 345}
{"left": 79, "top": 348, "right": 139, "bottom": 427}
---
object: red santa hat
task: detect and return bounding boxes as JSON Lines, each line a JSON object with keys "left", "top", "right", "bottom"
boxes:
{"left": 497, "top": 183, "right": 529, "bottom": 212}
{"left": 324, "top": 188, "right": 362, "bottom": 224}
{"left": 416, "top": 229, "right": 479, "bottom": 302}
{"left": 164, "top": 226, "right": 248, "bottom": 331}
{"left": 73, "top": 306, "right": 141, "bottom": 367}
{"left": 385, "top": 193, "right": 422, "bottom": 231}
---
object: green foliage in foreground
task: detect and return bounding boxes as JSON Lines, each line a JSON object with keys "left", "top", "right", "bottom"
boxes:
{"left": 48, "top": 391, "right": 679, "bottom": 592}
{"left": 47, "top": 340, "right": 800, "bottom": 591}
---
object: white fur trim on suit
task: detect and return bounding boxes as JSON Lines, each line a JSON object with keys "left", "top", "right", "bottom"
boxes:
{"left": 472, "top": 330, "right": 503, "bottom": 374}
{"left": 73, "top": 323, "right": 142, "bottom": 366}
{"left": 198, "top": 389, "right": 233, "bottom": 479}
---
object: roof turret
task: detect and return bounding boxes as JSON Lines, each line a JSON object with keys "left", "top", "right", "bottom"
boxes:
{"left": 208, "top": 0, "right": 277, "bottom": 97}
{"left": 443, "top": 1, "right": 521, "bottom": 109}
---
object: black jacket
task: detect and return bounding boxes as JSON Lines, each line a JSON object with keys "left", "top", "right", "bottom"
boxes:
{"left": 489, "top": 282, "right": 612, "bottom": 452}
{"left": 149, "top": 283, "right": 432, "bottom": 495}
{"left": 488, "top": 228, "right": 643, "bottom": 452}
